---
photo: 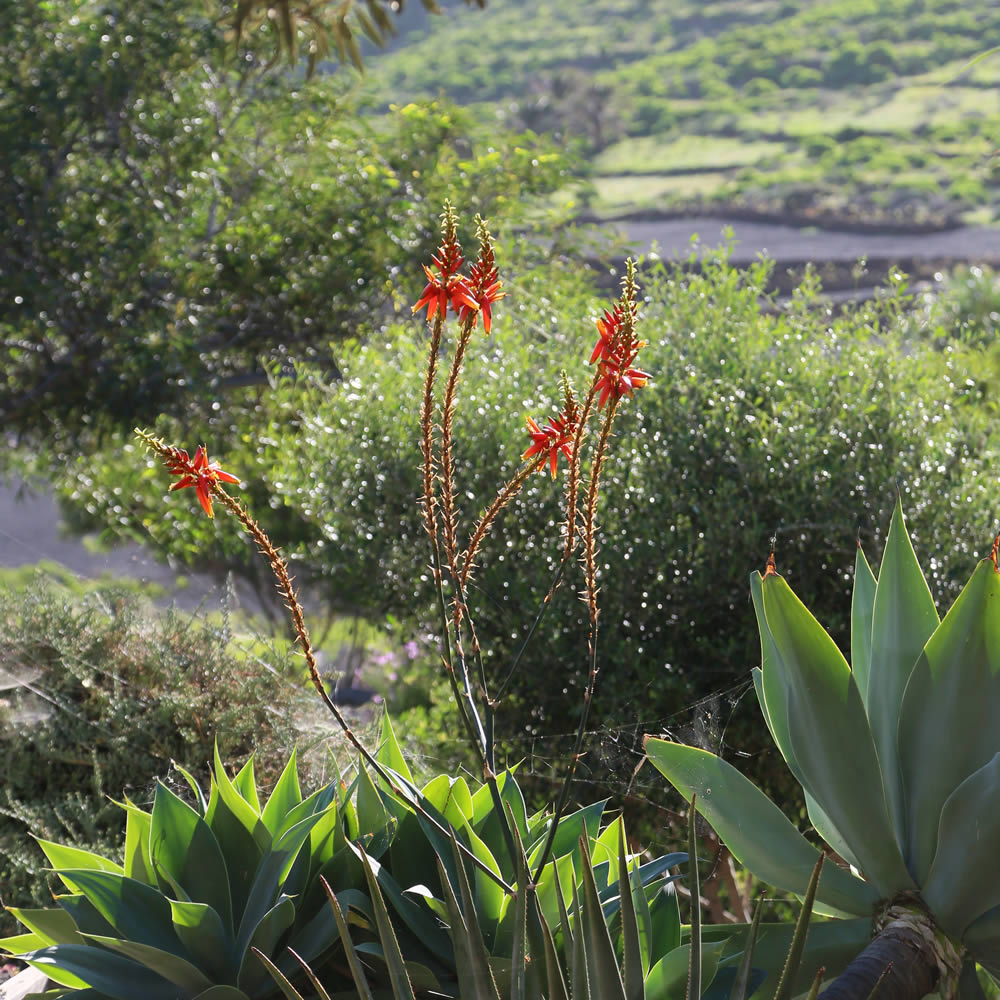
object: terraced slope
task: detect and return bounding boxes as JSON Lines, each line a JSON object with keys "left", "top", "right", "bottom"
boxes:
{"left": 363, "top": 0, "right": 1000, "bottom": 227}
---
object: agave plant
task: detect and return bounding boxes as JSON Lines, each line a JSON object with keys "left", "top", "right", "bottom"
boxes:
{"left": 256, "top": 791, "right": 825, "bottom": 1000}
{"left": 0, "top": 745, "right": 361, "bottom": 1000}
{"left": 647, "top": 501, "right": 1000, "bottom": 999}
{"left": 1, "top": 709, "right": 694, "bottom": 999}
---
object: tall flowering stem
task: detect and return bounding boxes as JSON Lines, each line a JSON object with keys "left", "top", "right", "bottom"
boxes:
{"left": 135, "top": 428, "right": 512, "bottom": 895}
{"left": 416, "top": 204, "right": 484, "bottom": 758}
{"left": 414, "top": 208, "right": 520, "bottom": 866}
{"left": 531, "top": 259, "right": 645, "bottom": 883}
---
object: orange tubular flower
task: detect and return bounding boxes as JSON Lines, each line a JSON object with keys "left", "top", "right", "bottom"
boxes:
{"left": 589, "top": 306, "right": 625, "bottom": 364}
{"left": 459, "top": 217, "right": 505, "bottom": 334}
{"left": 411, "top": 222, "right": 479, "bottom": 322}
{"left": 166, "top": 445, "right": 240, "bottom": 519}
{"left": 588, "top": 296, "right": 650, "bottom": 408}
{"left": 594, "top": 358, "right": 651, "bottom": 408}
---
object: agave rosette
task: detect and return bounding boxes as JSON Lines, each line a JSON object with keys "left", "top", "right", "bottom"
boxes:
{"left": 647, "top": 500, "right": 1000, "bottom": 989}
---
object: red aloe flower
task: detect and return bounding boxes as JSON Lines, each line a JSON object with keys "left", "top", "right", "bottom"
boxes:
{"left": 412, "top": 208, "right": 479, "bottom": 322}
{"left": 589, "top": 306, "right": 625, "bottom": 364}
{"left": 166, "top": 445, "right": 240, "bottom": 519}
{"left": 588, "top": 293, "right": 650, "bottom": 408}
{"left": 412, "top": 258, "right": 479, "bottom": 322}
{"left": 523, "top": 405, "right": 578, "bottom": 478}
{"left": 594, "top": 356, "right": 651, "bottom": 409}
{"left": 458, "top": 217, "right": 505, "bottom": 333}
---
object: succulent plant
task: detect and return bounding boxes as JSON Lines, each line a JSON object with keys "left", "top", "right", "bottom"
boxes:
{"left": 1, "top": 710, "right": 699, "bottom": 999}
{"left": 647, "top": 501, "right": 1000, "bottom": 998}
{"left": 256, "top": 791, "right": 824, "bottom": 1000}
{"left": 0, "top": 743, "right": 355, "bottom": 1000}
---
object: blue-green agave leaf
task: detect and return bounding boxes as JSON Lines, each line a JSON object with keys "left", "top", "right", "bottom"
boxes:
{"left": 319, "top": 879, "right": 376, "bottom": 1000}
{"left": 578, "top": 835, "right": 627, "bottom": 1000}
{"left": 753, "top": 589, "right": 861, "bottom": 873}
{"left": 172, "top": 763, "right": 209, "bottom": 815}
{"left": 193, "top": 983, "right": 252, "bottom": 998}
{"left": 36, "top": 841, "right": 124, "bottom": 877}
{"left": 618, "top": 829, "right": 643, "bottom": 1000}
{"left": 261, "top": 750, "right": 303, "bottom": 837}
{"left": 358, "top": 851, "right": 417, "bottom": 1000}
{"left": 232, "top": 756, "right": 261, "bottom": 813}
{"left": 80, "top": 935, "right": 214, "bottom": 994}
{"left": 713, "top": 917, "right": 873, "bottom": 999}
{"left": 644, "top": 941, "right": 725, "bottom": 999}
{"left": 377, "top": 712, "right": 414, "bottom": 786}
{"left": 238, "top": 895, "right": 296, "bottom": 994}
{"left": 963, "top": 902, "right": 1000, "bottom": 977}
{"left": 643, "top": 740, "right": 879, "bottom": 917}
{"left": 867, "top": 499, "right": 939, "bottom": 846}
{"left": 348, "top": 842, "right": 454, "bottom": 965}
{"left": 210, "top": 745, "right": 270, "bottom": 853}
{"left": 750, "top": 575, "right": 803, "bottom": 780}
{"left": 922, "top": 752, "right": 1000, "bottom": 936}
{"left": 169, "top": 899, "right": 235, "bottom": 983}
{"left": 527, "top": 800, "right": 607, "bottom": 871}
{"left": 57, "top": 895, "right": 117, "bottom": 939}
{"left": 122, "top": 802, "right": 155, "bottom": 886}
{"left": 434, "top": 836, "right": 502, "bottom": 1000}
{"left": 5, "top": 907, "right": 85, "bottom": 947}
{"left": 20, "top": 945, "right": 189, "bottom": 1000}
{"left": 851, "top": 543, "right": 878, "bottom": 710}
{"left": 759, "top": 570, "right": 913, "bottom": 894}
{"left": 151, "top": 783, "right": 234, "bottom": 931}
{"left": 898, "top": 558, "right": 1000, "bottom": 885}
{"left": 52, "top": 870, "right": 183, "bottom": 958}
{"left": 235, "top": 811, "right": 326, "bottom": 957}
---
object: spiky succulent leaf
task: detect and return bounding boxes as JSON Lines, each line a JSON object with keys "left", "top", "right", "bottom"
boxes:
{"left": 357, "top": 849, "right": 417, "bottom": 1000}
{"left": 150, "top": 784, "right": 235, "bottom": 931}
{"left": 319, "top": 878, "right": 376, "bottom": 1000}
{"left": 36, "top": 840, "right": 125, "bottom": 877}
{"left": 850, "top": 543, "right": 878, "bottom": 709}
{"left": 79, "top": 935, "right": 215, "bottom": 994}
{"left": 687, "top": 799, "right": 701, "bottom": 1000}
{"left": 434, "top": 834, "right": 502, "bottom": 1000}
{"left": 578, "top": 835, "right": 627, "bottom": 1000}
{"left": 921, "top": 752, "right": 1000, "bottom": 935}
{"left": 897, "top": 557, "right": 1000, "bottom": 885}
{"left": 20, "top": 945, "right": 189, "bottom": 999}
{"left": 643, "top": 741, "right": 878, "bottom": 917}
{"left": 618, "top": 828, "right": 644, "bottom": 1000}
{"left": 757, "top": 568, "right": 913, "bottom": 894}
{"left": 771, "top": 855, "right": 823, "bottom": 1000}
{"left": 866, "top": 500, "right": 939, "bottom": 843}
{"left": 644, "top": 941, "right": 725, "bottom": 999}
{"left": 261, "top": 751, "right": 303, "bottom": 836}
{"left": 727, "top": 897, "right": 763, "bottom": 1000}
{"left": 52, "top": 869, "right": 183, "bottom": 957}
{"left": 122, "top": 802, "right": 156, "bottom": 886}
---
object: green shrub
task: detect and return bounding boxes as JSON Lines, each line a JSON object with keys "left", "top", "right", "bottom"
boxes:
{"left": 47, "top": 252, "right": 1000, "bottom": 812}
{"left": 0, "top": 583, "right": 312, "bottom": 931}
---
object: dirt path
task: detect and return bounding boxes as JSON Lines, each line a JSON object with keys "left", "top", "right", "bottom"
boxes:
{"left": 0, "top": 476, "right": 239, "bottom": 611}
{"left": 620, "top": 216, "right": 1000, "bottom": 265}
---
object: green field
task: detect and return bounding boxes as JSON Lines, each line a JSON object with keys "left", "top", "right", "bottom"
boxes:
{"left": 364, "top": 0, "right": 1000, "bottom": 225}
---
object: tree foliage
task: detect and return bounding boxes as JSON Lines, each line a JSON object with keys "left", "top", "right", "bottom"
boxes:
{"left": 0, "top": 0, "right": 563, "bottom": 440}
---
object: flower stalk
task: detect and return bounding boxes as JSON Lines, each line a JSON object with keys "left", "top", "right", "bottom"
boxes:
{"left": 135, "top": 427, "right": 512, "bottom": 895}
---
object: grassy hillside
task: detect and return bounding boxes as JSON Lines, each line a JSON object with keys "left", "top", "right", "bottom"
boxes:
{"left": 363, "top": 0, "right": 1000, "bottom": 227}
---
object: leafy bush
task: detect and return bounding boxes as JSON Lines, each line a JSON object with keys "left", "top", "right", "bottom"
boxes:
{"left": 0, "top": 583, "right": 311, "bottom": 931}
{"left": 47, "top": 253, "right": 1000, "bottom": 811}
{"left": 0, "top": 0, "right": 570, "bottom": 440}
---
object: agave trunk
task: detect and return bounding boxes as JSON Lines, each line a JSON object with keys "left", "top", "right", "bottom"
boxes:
{"left": 818, "top": 923, "right": 938, "bottom": 1000}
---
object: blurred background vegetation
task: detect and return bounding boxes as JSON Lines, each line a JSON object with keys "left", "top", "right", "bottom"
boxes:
{"left": 4, "top": 0, "right": 1000, "bottom": 936}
